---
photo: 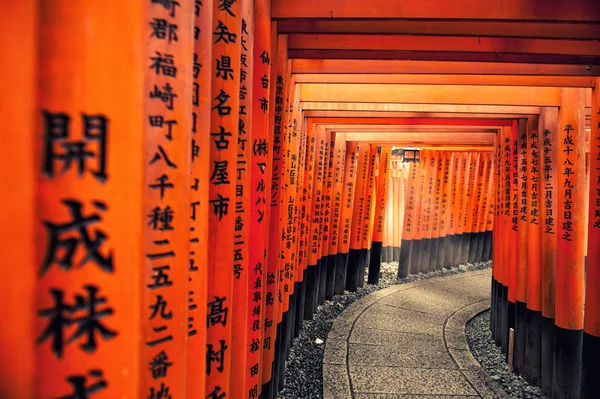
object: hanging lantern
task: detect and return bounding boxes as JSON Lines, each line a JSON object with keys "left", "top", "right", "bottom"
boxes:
{"left": 401, "top": 147, "right": 421, "bottom": 163}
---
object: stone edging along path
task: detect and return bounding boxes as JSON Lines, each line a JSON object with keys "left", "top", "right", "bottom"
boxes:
{"left": 323, "top": 269, "right": 509, "bottom": 399}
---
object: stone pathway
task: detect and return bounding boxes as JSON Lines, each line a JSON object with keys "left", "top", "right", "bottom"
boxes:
{"left": 323, "top": 268, "right": 507, "bottom": 399}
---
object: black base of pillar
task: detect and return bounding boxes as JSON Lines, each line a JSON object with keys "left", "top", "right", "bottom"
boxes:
{"left": 484, "top": 230, "right": 493, "bottom": 261}
{"left": 411, "top": 239, "right": 422, "bottom": 274}
{"left": 272, "top": 322, "right": 283, "bottom": 396}
{"left": 313, "top": 259, "right": 322, "bottom": 312}
{"left": 381, "top": 246, "right": 388, "bottom": 262}
{"left": 368, "top": 241, "right": 383, "bottom": 285}
{"left": 387, "top": 246, "right": 394, "bottom": 263}
{"left": 445, "top": 234, "right": 454, "bottom": 267}
{"left": 541, "top": 315, "right": 555, "bottom": 398}
{"left": 468, "top": 232, "right": 478, "bottom": 264}
{"left": 461, "top": 232, "right": 471, "bottom": 265}
{"left": 346, "top": 249, "right": 362, "bottom": 292}
{"left": 514, "top": 300, "right": 527, "bottom": 375}
{"left": 494, "top": 282, "right": 503, "bottom": 346}
{"left": 295, "top": 274, "right": 307, "bottom": 337}
{"left": 420, "top": 238, "right": 431, "bottom": 273}
{"left": 334, "top": 252, "right": 349, "bottom": 295}
{"left": 552, "top": 326, "right": 583, "bottom": 399}
{"left": 318, "top": 256, "right": 328, "bottom": 305}
{"left": 430, "top": 237, "right": 439, "bottom": 272}
{"left": 325, "top": 255, "right": 336, "bottom": 300}
{"left": 581, "top": 331, "right": 600, "bottom": 398}
{"left": 398, "top": 239, "right": 412, "bottom": 278}
{"left": 437, "top": 236, "right": 446, "bottom": 270}
{"left": 304, "top": 264, "right": 318, "bottom": 320}
{"left": 391, "top": 246, "right": 398, "bottom": 263}
{"left": 286, "top": 289, "right": 296, "bottom": 357}
{"left": 490, "top": 278, "right": 496, "bottom": 337}
{"left": 358, "top": 249, "right": 368, "bottom": 288}
{"left": 525, "top": 308, "right": 542, "bottom": 386}
{"left": 503, "top": 297, "right": 513, "bottom": 356}
{"left": 474, "top": 231, "right": 484, "bottom": 263}
{"left": 452, "top": 234, "right": 462, "bottom": 266}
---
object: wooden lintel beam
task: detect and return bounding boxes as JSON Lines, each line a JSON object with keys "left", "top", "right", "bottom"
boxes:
{"left": 288, "top": 35, "right": 600, "bottom": 57}
{"left": 317, "top": 125, "right": 499, "bottom": 133}
{"left": 294, "top": 74, "right": 596, "bottom": 88}
{"left": 298, "top": 84, "right": 592, "bottom": 107}
{"left": 305, "top": 116, "right": 512, "bottom": 126}
{"left": 341, "top": 132, "right": 494, "bottom": 145}
{"left": 303, "top": 111, "right": 537, "bottom": 119}
{"left": 272, "top": 0, "right": 600, "bottom": 22}
{"left": 278, "top": 20, "right": 600, "bottom": 40}
{"left": 291, "top": 59, "right": 598, "bottom": 76}
{"left": 300, "top": 102, "right": 543, "bottom": 115}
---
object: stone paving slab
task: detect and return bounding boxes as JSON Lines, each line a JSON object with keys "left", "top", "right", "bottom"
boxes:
{"left": 323, "top": 269, "right": 503, "bottom": 399}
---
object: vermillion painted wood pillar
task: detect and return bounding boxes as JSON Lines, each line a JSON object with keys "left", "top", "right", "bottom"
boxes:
{"left": 468, "top": 153, "right": 484, "bottom": 264}
{"left": 369, "top": 146, "right": 392, "bottom": 284}
{"left": 473, "top": 154, "right": 488, "bottom": 263}
{"left": 368, "top": 145, "right": 379, "bottom": 268}
{"left": 525, "top": 116, "right": 542, "bottom": 386}
{"left": 553, "top": 88, "right": 586, "bottom": 399}
{"left": 447, "top": 152, "right": 462, "bottom": 268}
{"left": 454, "top": 153, "right": 468, "bottom": 267}
{"left": 322, "top": 134, "right": 337, "bottom": 296}
{"left": 397, "top": 164, "right": 408, "bottom": 268}
{"left": 144, "top": 2, "right": 195, "bottom": 398}
{"left": 336, "top": 142, "right": 359, "bottom": 293}
{"left": 382, "top": 168, "right": 392, "bottom": 264}
{"left": 392, "top": 157, "right": 401, "bottom": 263}
{"left": 262, "top": 33, "right": 286, "bottom": 398}
{"left": 507, "top": 121, "right": 519, "bottom": 358}
{"left": 438, "top": 152, "right": 454, "bottom": 269}
{"left": 230, "top": 1, "right": 254, "bottom": 396}
{"left": 431, "top": 152, "right": 444, "bottom": 270}
{"left": 464, "top": 153, "right": 480, "bottom": 265}
{"left": 327, "top": 134, "right": 347, "bottom": 299}
{"left": 316, "top": 133, "right": 332, "bottom": 305}
{"left": 1, "top": 2, "right": 34, "bottom": 397}
{"left": 582, "top": 78, "right": 600, "bottom": 399}
{"left": 539, "top": 107, "right": 559, "bottom": 397}
{"left": 502, "top": 124, "right": 516, "bottom": 355}
{"left": 361, "top": 146, "right": 378, "bottom": 286}
{"left": 492, "top": 135, "right": 503, "bottom": 344}
{"left": 188, "top": 0, "right": 212, "bottom": 397}
{"left": 247, "top": 0, "right": 272, "bottom": 396}
{"left": 480, "top": 154, "right": 494, "bottom": 262}
{"left": 35, "top": 2, "right": 147, "bottom": 398}
{"left": 348, "top": 144, "right": 370, "bottom": 291}
{"left": 421, "top": 151, "right": 436, "bottom": 272}
{"left": 514, "top": 119, "right": 528, "bottom": 376}
{"left": 207, "top": 0, "right": 241, "bottom": 395}
{"left": 399, "top": 161, "right": 417, "bottom": 277}
{"left": 412, "top": 151, "right": 428, "bottom": 273}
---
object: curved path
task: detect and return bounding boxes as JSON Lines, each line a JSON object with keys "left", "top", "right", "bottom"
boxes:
{"left": 323, "top": 268, "right": 507, "bottom": 399}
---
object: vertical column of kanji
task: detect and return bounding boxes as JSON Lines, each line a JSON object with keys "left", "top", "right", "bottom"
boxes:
{"left": 369, "top": 146, "right": 380, "bottom": 266}
{"left": 368, "top": 146, "right": 392, "bottom": 285}
{"left": 430, "top": 152, "right": 443, "bottom": 270}
{"left": 382, "top": 161, "right": 392, "bottom": 264}
{"left": 582, "top": 79, "right": 600, "bottom": 399}
{"left": 514, "top": 119, "right": 528, "bottom": 376}
{"left": 144, "top": 1, "right": 194, "bottom": 397}
{"left": 347, "top": 145, "right": 369, "bottom": 291}
{"left": 468, "top": 154, "right": 484, "bottom": 264}
{"left": 525, "top": 116, "right": 542, "bottom": 386}
{"left": 423, "top": 151, "right": 438, "bottom": 272}
{"left": 35, "top": 2, "right": 145, "bottom": 398}
{"left": 492, "top": 136, "right": 502, "bottom": 344}
{"left": 336, "top": 142, "right": 360, "bottom": 293}
{"left": 538, "top": 108, "right": 558, "bottom": 396}
{"left": 459, "top": 153, "right": 474, "bottom": 266}
{"left": 506, "top": 122, "right": 519, "bottom": 357}
{"left": 0, "top": 2, "right": 34, "bottom": 397}
{"left": 399, "top": 160, "right": 416, "bottom": 277}
{"left": 305, "top": 126, "right": 327, "bottom": 318}
{"left": 323, "top": 133, "right": 338, "bottom": 296}
{"left": 315, "top": 131, "right": 332, "bottom": 306}
{"left": 393, "top": 156, "right": 402, "bottom": 263}
{"left": 477, "top": 154, "right": 491, "bottom": 262}
{"left": 320, "top": 133, "right": 335, "bottom": 300}
{"left": 328, "top": 134, "right": 347, "bottom": 298}
{"left": 412, "top": 151, "right": 426, "bottom": 273}
{"left": 261, "top": 33, "right": 286, "bottom": 399}
{"left": 452, "top": 153, "right": 467, "bottom": 267}
{"left": 447, "top": 153, "right": 461, "bottom": 268}
{"left": 229, "top": 1, "right": 253, "bottom": 396}
{"left": 484, "top": 154, "right": 495, "bottom": 262}
{"left": 553, "top": 88, "right": 586, "bottom": 399}
{"left": 362, "top": 146, "right": 379, "bottom": 284}
{"left": 438, "top": 152, "right": 454, "bottom": 269}
{"left": 390, "top": 157, "right": 400, "bottom": 262}
{"left": 188, "top": 0, "right": 212, "bottom": 397}
{"left": 246, "top": 2, "right": 271, "bottom": 398}
{"left": 500, "top": 126, "right": 513, "bottom": 354}
{"left": 206, "top": 0, "right": 242, "bottom": 395}
{"left": 467, "top": 153, "right": 482, "bottom": 264}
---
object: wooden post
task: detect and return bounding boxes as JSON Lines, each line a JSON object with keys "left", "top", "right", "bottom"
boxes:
{"left": 582, "top": 77, "right": 600, "bottom": 399}
{"left": 368, "top": 146, "right": 392, "bottom": 284}
{"left": 412, "top": 151, "right": 428, "bottom": 273}
{"left": 431, "top": 152, "right": 444, "bottom": 270}
{"left": 468, "top": 153, "right": 484, "bottom": 264}
{"left": 454, "top": 152, "right": 468, "bottom": 266}
{"left": 322, "top": 134, "right": 337, "bottom": 296}
{"left": 464, "top": 152, "right": 480, "bottom": 265}
{"left": 316, "top": 132, "right": 332, "bottom": 304}
{"left": 438, "top": 152, "right": 454, "bottom": 269}
{"left": 421, "top": 151, "right": 436, "bottom": 272}
{"left": 392, "top": 156, "right": 402, "bottom": 263}
{"left": 515, "top": 118, "right": 528, "bottom": 376}
{"left": 188, "top": 0, "right": 212, "bottom": 397}
{"left": 35, "top": 2, "right": 148, "bottom": 398}
{"left": 0, "top": 2, "right": 34, "bottom": 397}
{"left": 508, "top": 121, "right": 519, "bottom": 358}
{"left": 553, "top": 88, "right": 586, "bottom": 399}
{"left": 348, "top": 144, "right": 370, "bottom": 291}
{"left": 399, "top": 161, "right": 417, "bottom": 277}
{"left": 360, "top": 145, "right": 379, "bottom": 286}
{"left": 492, "top": 134, "right": 503, "bottom": 344}
{"left": 525, "top": 116, "right": 542, "bottom": 386}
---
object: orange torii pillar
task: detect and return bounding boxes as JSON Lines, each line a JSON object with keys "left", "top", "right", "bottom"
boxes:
{"left": 391, "top": 154, "right": 400, "bottom": 263}
{"left": 539, "top": 107, "right": 559, "bottom": 397}
{"left": 507, "top": 121, "right": 519, "bottom": 358}
{"left": 368, "top": 146, "right": 392, "bottom": 285}
{"left": 422, "top": 151, "right": 438, "bottom": 272}
{"left": 32, "top": 3, "right": 147, "bottom": 398}
{"left": 326, "top": 133, "right": 347, "bottom": 299}
{"left": 361, "top": 145, "right": 379, "bottom": 285}
{"left": 460, "top": 153, "right": 476, "bottom": 266}
{"left": 492, "top": 135, "right": 503, "bottom": 344}
{"left": 514, "top": 119, "right": 528, "bottom": 376}
{"left": 480, "top": 154, "right": 495, "bottom": 262}
{"left": 399, "top": 161, "right": 416, "bottom": 278}
{"left": 453, "top": 153, "right": 468, "bottom": 266}
{"left": 411, "top": 151, "right": 428, "bottom": 273}
{"left": 348, "top": 144, "right": 370, "bottom": 291}
{"left": 447, "top": 152, "right": 462, "bottom": 268}
{"left": 553, "top": 88, "right": 586, "bottom": 399}
{"left": 525, "top": 116, "right": 543, "bottom": 386}
{"left": 1, "top": 2, "right": 34, "bottom": 397}
{"left": 396, "top": 163, "right": 408, "bottom": 268}
{"left": 382, "top": 163, "right": 393, "bottom": 263}
{"left": 468, "top": 153, "right": 484, "bottom": 264}
{"left": 438, "top": 152, "right": 454, "bottom": 269}
{"left": 317, "top": 134, "right": 333, "bottom": 304}
{"left": 322, "top": 133, "right": 337, "bottom": 297}
{"left": 431, "top": 151, "right": 444, "bottom": 270}
{"left": 335, "top": 142, "right": 359, "bottom": 294}
{"left": 582, "top": 78, "right": 600, "bottom": 399}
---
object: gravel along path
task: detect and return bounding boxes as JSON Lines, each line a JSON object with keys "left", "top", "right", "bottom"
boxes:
{"left": 466, "top": 310, "right": 547, "bottom": 399}
{"left": 278, "top": 260, "right": 492, "bottom": 399}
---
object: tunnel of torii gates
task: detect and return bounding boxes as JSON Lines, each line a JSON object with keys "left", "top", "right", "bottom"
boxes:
{"left": 4, "top": 1, "right": 600, "bottom": 399}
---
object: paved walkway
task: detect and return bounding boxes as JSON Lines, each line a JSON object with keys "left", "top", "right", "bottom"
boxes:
{"left": 323, "top": 269, "right": 506, "bottom": 399}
